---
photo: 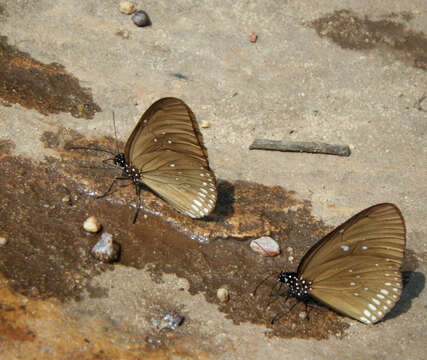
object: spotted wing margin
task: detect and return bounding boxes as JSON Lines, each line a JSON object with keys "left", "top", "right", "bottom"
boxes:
{"left": 298, "top": 203, "right": 406, "bottom": 278}
{"left": 142, "top": 168, "right": 217, "bottom": 218}
{"left": 125, "top": 97, "right": 217, "bottom": 217}
{"left": 308, "top": 256, "right": 403, "bottom": 324}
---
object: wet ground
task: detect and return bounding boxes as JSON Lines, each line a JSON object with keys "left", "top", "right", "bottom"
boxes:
{"left": 0, "top": 1, "right": 426, "bottom": 359}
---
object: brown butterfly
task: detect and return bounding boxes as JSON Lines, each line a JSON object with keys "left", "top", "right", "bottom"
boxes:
{"left": 106, "top": 97, "right": 217, "bottom": 222}
{"left": 276, "top": 203, "right": 406, "bottom": 324}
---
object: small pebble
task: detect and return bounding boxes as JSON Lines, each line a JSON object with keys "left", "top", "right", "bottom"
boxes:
{"left": 83, "top": 216, "right": 102, "bottom": 233}
{"left": 91, "top": 233, "right": 120, "bottom": 263}
{"left": 0, "top": 237, "right": 7, "bottom": 246}
{"left": 201, "top": 120, "right": 211, "bottom": 128}
{"left": 113, "top": 28, "right": 130, "bottom": 39}
{"left": 119, "top": 1, "right": 135, "bottom": 14}
{"left": 288, "top": 256, "right": 294, "bottom": 263}
{"left": 250, "top": 237, "right": 280, "bottom": 257}
{"left": 299, "top": 311, "right": 307, "bottom": 320}
{"left": 62, "top": 194, "right": 72, "bottom": 205}
{"left": 132, "top": 10, "right": 151, "bottom": 27}
{"left": 249, "top": 32, "right": 258, "bottom": 43}
{"left": 217, "top": 287, "right": 229, "bottom": 303}
{"left": 287, "top": 246, "right": 293, "bottom": 253}
{"left": 159, "top": 312, "right": 184, "bottom": 331}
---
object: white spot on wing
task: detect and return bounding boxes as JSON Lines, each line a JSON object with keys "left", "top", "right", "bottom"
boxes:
{"left": 380, "top": 289, "right": 389, "bottom": 295}
{"left": 340, "top": 245, "right": 349, "bottom": 251}
{"left": 360, "top": 316, "right": 371, "bottom": 324}
{"left": 363, "top": 310, "right": 371, "bottom": 317}
{"left": 362, "top": 246, "right": 368, "bottom": 250}
{"left": 193, "top": 199, "right": 202, "bottom": 207}
{"left": 372, "top": 298, "right": 380, "bottom": 305}
{"left": 368, "top": 304, "right": 377, "bottom": 311}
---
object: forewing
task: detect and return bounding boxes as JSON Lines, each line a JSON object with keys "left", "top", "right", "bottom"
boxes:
{"left": 298, "top": 203, "right": 405, "bottom": 275}
{"left": 125, "top": 97, "right": 210, "bottom": 167}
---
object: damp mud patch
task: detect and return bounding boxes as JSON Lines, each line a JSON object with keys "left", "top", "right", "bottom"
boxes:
{"left": 310, "top": 9, "right": 427, "bottom": 70}
{"left": 0, "top": 133, "right": 418, "bottom": 340}
{"left": 0, "top": 36, "right": 100, "bottom": 118}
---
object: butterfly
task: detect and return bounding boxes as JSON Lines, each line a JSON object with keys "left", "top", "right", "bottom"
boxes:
{"left": 104, "top": 97, "right": 217, "bottom": 223}
{"left": 276, "top": 203, "right": 406, "bottom": 324}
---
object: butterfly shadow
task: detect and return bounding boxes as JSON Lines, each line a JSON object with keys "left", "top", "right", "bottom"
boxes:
{"left": 383, "top": 271, "right": 425, "bottom": 321}
{"left": 383, "top": 248, "right": 425, "bottom": 322}
{"left": 204, "top": 179, "right": 235, "bottom": 221}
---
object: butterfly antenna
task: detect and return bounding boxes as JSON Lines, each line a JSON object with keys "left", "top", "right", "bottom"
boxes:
{"left": 251, "top": 272, "right": 276, "bottom": 297}
{"left": 112, "top": 110, "right": 120, "bottom": 154}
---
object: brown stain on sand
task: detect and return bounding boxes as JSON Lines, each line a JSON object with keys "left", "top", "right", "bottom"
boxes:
{"left": 0, "top": 36, "right": 100, "bottom": 118}
{"left": 311, "top": 9, "right": 427, "bottom": 70}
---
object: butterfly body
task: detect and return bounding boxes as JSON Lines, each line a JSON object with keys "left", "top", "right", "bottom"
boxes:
{"left": 276, "top": 203, "right": 406, "bottom": 324}
{"left": 114, "top": 153, "right": 143, "bottom": 185}
{"left": 278, "top": 272, "right": 313, "bottom": 298}
{"left": 109, "top": 97, "right": 217, "bottom": 221}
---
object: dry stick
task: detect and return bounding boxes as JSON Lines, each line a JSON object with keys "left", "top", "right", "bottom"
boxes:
{"left": 249, "top": 139, "right": 351, "bottom": 157}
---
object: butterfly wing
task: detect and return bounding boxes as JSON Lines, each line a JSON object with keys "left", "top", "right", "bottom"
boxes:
{"left": 299, "top": 203, "right": 406, "bottom": 323}
{"left": 124, "top": 97, "right": 217, "bottom": 218}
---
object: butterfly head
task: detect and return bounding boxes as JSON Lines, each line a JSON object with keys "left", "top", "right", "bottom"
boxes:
{"left": 114, "top": 153, "right": 126, "bottom": 168}
{"left": 278, "top": 272, "right": 312, "bottom": 298}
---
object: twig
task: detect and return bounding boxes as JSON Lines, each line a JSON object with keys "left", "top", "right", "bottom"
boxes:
{"left": 249, "top": 139, "right": 351, "bottom": 157}
{"left": 414, "top": 93, "right": 427, "bottom": 112}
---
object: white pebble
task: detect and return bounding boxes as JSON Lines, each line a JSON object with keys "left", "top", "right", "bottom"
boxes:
{"left": 159, "top": 312, "right": 184, "bottom": 330}
{"left": 0, "top": 237, "right": 7, "bottom": 246}
{"left": 286, "top": 246, "right": 293, "bottom": 253}
{"left": 288, "top": 256, "right": 294, "bottom": 263}
{"left": 83, "top": 216, "right": 101, "bottom": 233}
{"left": 250, "top": 237, "right": 280, "bottom": 257}
{"left": 61, "top": 195, "right": 71, "bottom": 204}
{"left": 91, "top": 233, "right": 120, "bottom": 263}
{"left": 201, "top": 121, "right": 211, "bottom": 128}
{"left": 299, "top": 311, "right": 307, "bottom": 320}
{"left": 217, "top": 287, "right": 229, "bottom": 303}
{"left": 119, "top": 1, "right": 135, "bottom": 14}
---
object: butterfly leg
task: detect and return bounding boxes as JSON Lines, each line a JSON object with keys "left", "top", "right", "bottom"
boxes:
{"left": 97, "top": 177, "right": 129, "bottom": 199}
{"left": 271, "top": 293, "right": 300, "bottom": 324}
{"left": 132, "top": 184, "right": 142, "bottom": 224}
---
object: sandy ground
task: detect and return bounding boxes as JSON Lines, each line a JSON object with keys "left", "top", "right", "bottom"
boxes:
{"left": 0, "top": 1, "right": 426, "bottom": 359}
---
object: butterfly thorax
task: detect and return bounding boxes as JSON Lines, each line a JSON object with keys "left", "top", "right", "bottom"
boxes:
{"left": 114, "top": 153, "right": 143, "bottom": 184}
{"left": 278, "top": 272, "right": 312, "bottom": 298}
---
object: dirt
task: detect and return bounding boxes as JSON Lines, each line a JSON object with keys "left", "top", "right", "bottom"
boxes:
{"left": 0, "top": 1, "right": 426, "bottom": 359}
{"left": 0, "top": 136, "right": 355, "bottom": 340}
{"left": 0, "top": 36, "right": 100, "bottom": 118}
{"left": 310, "top": 9, "right": 427, "bottom": 70}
